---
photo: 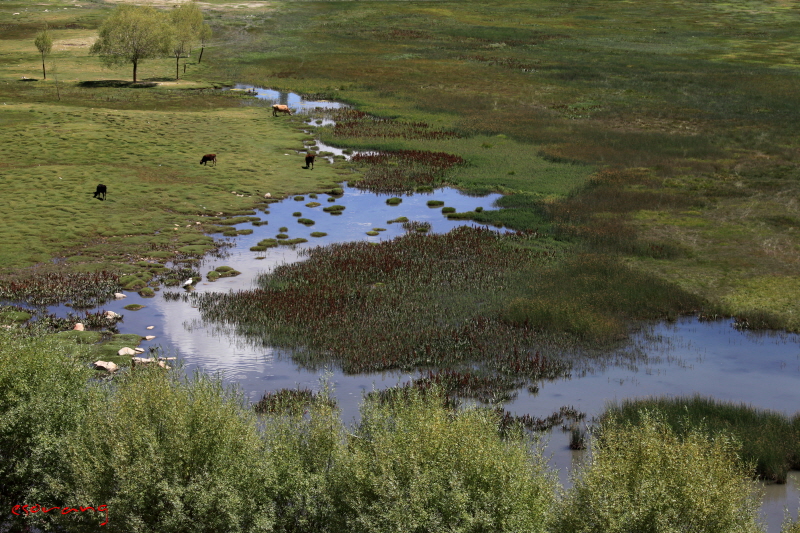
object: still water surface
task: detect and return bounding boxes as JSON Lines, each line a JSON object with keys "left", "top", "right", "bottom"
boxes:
{"left": 49, "top": 89, "right": 800, "bottom": 530}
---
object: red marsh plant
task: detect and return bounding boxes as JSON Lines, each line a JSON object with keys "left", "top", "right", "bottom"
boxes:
{"left": 0, "top": 270, "right": 121, "bottom": 308}
{"left": 349, "top": 150, "right": 465, "bottom": 193}
{"left": 194, "top": 227, "right": 571, "bottom": 385}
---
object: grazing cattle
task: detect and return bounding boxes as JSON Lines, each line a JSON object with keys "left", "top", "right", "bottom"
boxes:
{"left": 93, "top": 184, "right": 107, "bottom": 200}
{"left": 305, "top": 153, "right": 316, "bottom": 170}
{"left": 272, "top": 104, "right": 292, "bottom": 117}
{"left": 200, "top": 154, "right": 217, "bottom": 166}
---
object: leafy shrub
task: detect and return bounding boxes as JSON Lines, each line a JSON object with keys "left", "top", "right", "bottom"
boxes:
{"left": 50, "top": 369, "right": 276, "bottom": 533}
{"left": 556, "top": 410, "right": 763, "bottom": 533}
{"left": 327, "top": 388, "right": 556, "bottom": 533}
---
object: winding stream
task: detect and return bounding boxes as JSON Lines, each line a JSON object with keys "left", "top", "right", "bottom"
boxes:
{"left": 43, "top": 88, "right": 800, "bottom": 531}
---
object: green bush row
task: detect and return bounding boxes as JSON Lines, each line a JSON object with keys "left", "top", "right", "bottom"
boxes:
{"left": 0, "top": 330, "right": 775, "bottom": 533}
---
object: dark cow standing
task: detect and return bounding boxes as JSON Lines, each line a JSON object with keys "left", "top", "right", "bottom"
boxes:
{"left": 305, "top": 153, "right": 316, "bottom": 170}
{"left": 93, "top": 184, "right": 107, "bottom": 200}
{"left": 200, "top": 154, "right": 217, "bottom": 166}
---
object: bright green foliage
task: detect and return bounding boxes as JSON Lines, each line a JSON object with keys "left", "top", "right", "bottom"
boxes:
{"left": 606, "top": 396, "right": 800, "bottom": 483}
{"left": 0, "top": 330, "right": 95, "bottom": 513}
{"left": 327, "top": 388, "right": 557, "bottom": 533}
{"left": 556, "top": 411, "right": 764, "bottom": 533}
{"left": 261, "top": 382, "right": 344, "bottom": 532}
{"left": 51, "top": 369, "right": 276, "bottom": 533}
{"left": 90, "top": 5, "right": 172, "bottom": 82}
{"left": 33, "top": 25, "right": 52, "bottom": 80}
{"left": 170, "top": 2, "right": 205, "bottom": 80}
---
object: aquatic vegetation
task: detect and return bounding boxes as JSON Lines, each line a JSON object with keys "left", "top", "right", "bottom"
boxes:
{"left": 427, "top": 200, "right": 445, "bottom": 207}
{"left": 305, "top": 202, "right": 321, "bottom": 208}
{"left": 322, "top": 205, "right": 345, "bottom": 213}
{"left": 401, "top": 221, "right": 431, "bottom": 233}
{"left": 605, "top": 396, "right": 800, "bottom": 483}
{"left": 276, "top": 233, "right": 289, "bottom": 239}
{"left": 279, "top": 227, "right": 288, "bottom": 232}
{"left": 297, "top": 218, "right": 315, "bottom": 225}
{"left": 386, "top": 197, "right": 402, "bottom": 205}
{"left": 442, "top": 207, "right": 456, "bottom": 214}
{"left": 194, "top": 227, "right": 570, "bottom": 385}
{"left": 0, "top": 271, "right": 120, "bottom": 308}
{"left": 294, "top": 196, "right": 305, "bottom": 201}
{"left": 310, "top": 232, "right": 328, "bottom": 237}
{"left": 292, "top": 212, "right": 302, "bottom": 217}
{"left": 279, "top": 238, "right": 308, "bottom": 245}
{"left": 372, "top": 228, "right": 386, "bottom": 232}
{"left": 253, "top": 387, "right": 337, "bottom": 415}
{"left": 349, "top": 150, "right": 464, "bottom": 194}
{"left": 387, "top": 216, "right": 408, "bottom": 224}
{"left": 365, "top": 231, "right": 379, "bottom": 236}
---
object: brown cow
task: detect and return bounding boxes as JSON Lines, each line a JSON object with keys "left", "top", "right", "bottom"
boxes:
{"left": 200, "top": 154, "right": 217, "bottom": 166}
{"left": 272, "top": 104, "right": 292, "bottom": 117}
{"left": 305, "top": 153, "right": 316, "bottom": 170}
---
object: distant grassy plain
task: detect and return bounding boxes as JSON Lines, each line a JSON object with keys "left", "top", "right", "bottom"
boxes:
{"left": 1, "top": 0, "right": 799, "bottom": 333}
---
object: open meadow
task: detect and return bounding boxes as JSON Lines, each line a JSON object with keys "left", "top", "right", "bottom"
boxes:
{"left": 2, "top": 0, "right": 800, "bottom": 531}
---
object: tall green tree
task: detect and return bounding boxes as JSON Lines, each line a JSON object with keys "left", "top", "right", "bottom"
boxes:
{"left": 197, "top": 22, "right": 212, "bottom": 64}
{"left": 170, "top": 2, "right": 205, "bottom": 80}
{"left": 34, "top": 25, "right": 52, "bottom": 80}
{"left": 90, "top": 5, "right": 171, "bottom": 83}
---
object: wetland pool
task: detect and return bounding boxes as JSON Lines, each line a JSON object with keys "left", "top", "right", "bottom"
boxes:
{"left": 40, "top": 88, "right": 800, "bottom": 530}
{"left": 52, "top": 183, "right": 800, "bottom": 531}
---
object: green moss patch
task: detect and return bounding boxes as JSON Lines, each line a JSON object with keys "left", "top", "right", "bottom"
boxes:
{"left": 123, "top": 304, "right": 145, "bottom": 311}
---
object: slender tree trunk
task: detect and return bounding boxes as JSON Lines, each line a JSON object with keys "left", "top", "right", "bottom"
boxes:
{"left": 41, "top": 53, "right": 46, "bottom": 80}
{"left": 198, "top": 46, "right": 204, "bottom": 64}
{"left": 176, "top": 55, "right": 180, "bottom": 80}
{"left": 133, "top": 60, "right": 138, "bottom": 83}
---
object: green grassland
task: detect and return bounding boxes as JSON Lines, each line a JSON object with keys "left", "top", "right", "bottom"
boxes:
{"left": 1, "top": 0, "right": 799, "bottom": 331}
{"left": 207, "top": 0, "right": 800, "bottom": 330}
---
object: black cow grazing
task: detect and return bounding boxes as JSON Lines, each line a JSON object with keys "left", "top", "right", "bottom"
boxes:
{"left": 200, "top": 154, "right": 217, "bottom": 167}
{"left": 93, "top": 184, "right": 107, "bottom": 200}
{"left": 305, "top": 153, "right": 316, "bottom": 170}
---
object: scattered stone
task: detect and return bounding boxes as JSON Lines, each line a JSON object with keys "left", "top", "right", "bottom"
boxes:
{"left": 132, "top": 356, "right": 155, "bottom": 364}
{"left": 118, "top": 347, "right": 136, "bottom": 356}
{"left": 93, "top": 361, "right": 119, "bottom": 373}
{"left": 159, "top": 357, "right": 177, "bottom": 361}
{"left": 146, "top": 326, "right": 155, "bottom": 330}
{"left": 134, "top": 347, "right": 145, "bottom": 354}
{"left": 114, "top": 293, "right": 126, "bottom": 299}
{"left": 104, "top": 310, "right": 121, "bottom": 319}
{"left": 73, "top": 323, "right": 85, "bottom": 331}
{"left": 264, "top": 193, "right": 272, "bottom": 198}
{"left": 145, "top": 335, "right": 156, "bottom": 341}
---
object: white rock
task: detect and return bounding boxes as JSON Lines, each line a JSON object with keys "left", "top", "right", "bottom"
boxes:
{"left": 264, "top": 193, "right": 272, "bottom": 198}
{"left": 145, "top": 335, "right": 156, "bottom": 341}
{"left": 93, "top": 361, "right": 118, "bottom": 372}
{"left": 146, "top": 326, "right": 155, "bottom": 330}
{"left": 118, "top": 347, "right": 136, "bottom": 356}
{"left": 134, "top": 347, "right": 145, "bottom": 354}
{"left": 159, "top": 357, "right": 177, "bottom": 361}
{"left": 73, "top": 323, "right": 85, "bottom": 331}
{"left": 104, "top": 311, "right": 121, "bottom": 319}
{"left": 132, "top": 356, "right": 156, "bottom": 364}
{"left": 114, "top": 293, "right": 126, "bottom": 299}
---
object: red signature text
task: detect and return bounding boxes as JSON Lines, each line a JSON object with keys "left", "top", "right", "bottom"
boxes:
{"left": 11, "top": 504, "right": 108, "bottom": 526}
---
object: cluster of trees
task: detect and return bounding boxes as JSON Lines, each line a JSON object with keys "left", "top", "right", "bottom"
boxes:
{"left": 1, "top": 327, "right": 787, "bottom": 533}
{"left": 87, "top": 3, "right": 212, "bottom": 83}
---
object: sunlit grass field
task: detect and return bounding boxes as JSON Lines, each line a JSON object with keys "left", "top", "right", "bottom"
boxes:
{"left": 1, "top": 0, "right": 799, "bottom": 330}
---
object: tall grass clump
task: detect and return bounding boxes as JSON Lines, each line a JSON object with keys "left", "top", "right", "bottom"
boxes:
{"left": 327, "top": 387, "right": 557, "bottom": 533}
{"left": 606, "top": 396, "right": 800, "bottom": 483}
{"left": 48, "top": 368, "right": 276, "bottom": 533}
{"left": 556, "top": 410, "right": 764, "bottom": 533}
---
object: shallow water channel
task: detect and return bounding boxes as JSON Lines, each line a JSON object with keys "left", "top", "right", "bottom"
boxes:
{"left": 50, "top": 89, "right": 800, "bottom": 530}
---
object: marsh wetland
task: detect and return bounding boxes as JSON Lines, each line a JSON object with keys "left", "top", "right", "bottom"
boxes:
{"left": 3, "top": 0, "right": 800, "bottom": 530}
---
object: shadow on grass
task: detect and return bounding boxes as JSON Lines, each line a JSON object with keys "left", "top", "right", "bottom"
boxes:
{"left": 77, "top": 80, "right": 157, "bottom": 89}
